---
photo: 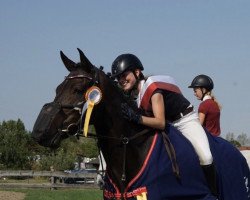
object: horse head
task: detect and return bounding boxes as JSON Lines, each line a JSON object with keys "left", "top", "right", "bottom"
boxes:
{"left": 32, "top": 49, "right": 152, "bottom": 191}
{"left": 32, "top": 48, "right": 98, "bottom": 147}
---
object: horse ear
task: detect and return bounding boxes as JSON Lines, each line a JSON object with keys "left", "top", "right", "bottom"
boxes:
{"left": 60, "top": 51, "right": 76, "bottom": 72}
{"left": 77, "top": 48, "right": 94, "bottom": 71}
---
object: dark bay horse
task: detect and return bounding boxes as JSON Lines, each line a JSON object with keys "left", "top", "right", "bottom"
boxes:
{"left": 32, "top": 49, "right": 250, "bottom": 200}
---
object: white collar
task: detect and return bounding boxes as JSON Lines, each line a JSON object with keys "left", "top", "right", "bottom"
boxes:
{"left": 203, "top": 95, "right": 212, "bottom": 101}
{"left": 137, "top": 80, "right": 145, "bottom": 106}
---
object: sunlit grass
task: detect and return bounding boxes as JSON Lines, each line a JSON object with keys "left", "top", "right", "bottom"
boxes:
{"left": 1, "top": 188, "right": 103, "bottom": 200}
{"left": 25, "top": 188, "right": 102, "bottom": 200}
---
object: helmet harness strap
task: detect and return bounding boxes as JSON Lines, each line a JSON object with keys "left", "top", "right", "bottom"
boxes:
{"left": 201, "top": 88, "right": 210, "bottom": 101}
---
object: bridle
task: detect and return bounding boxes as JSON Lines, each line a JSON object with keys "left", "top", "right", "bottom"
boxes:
{"left": 55, "top": 66, "right": 101, "bottom": 138}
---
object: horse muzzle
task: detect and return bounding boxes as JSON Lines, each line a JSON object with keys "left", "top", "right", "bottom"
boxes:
{"left": 31, "top": 102, "right": 67, "bottom": 147}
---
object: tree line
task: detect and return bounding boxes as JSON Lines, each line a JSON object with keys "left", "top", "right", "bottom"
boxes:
{"left": 0, "top": 119, "right": 249, "bottom": 170}
{"left": 0, "top": 119, "right": 98, "bottom": 171}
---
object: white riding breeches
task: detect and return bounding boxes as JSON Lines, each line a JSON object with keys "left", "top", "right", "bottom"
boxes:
{"left": 172, "top": 111, "right": 213, "bottom": 166}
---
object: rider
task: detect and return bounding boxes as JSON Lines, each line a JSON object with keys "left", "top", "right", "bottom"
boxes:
{"left": 111, "top": 53, "right": 217, "bottom": 196}
{"left": 188, "top": 75, "right": 221, "bottom": 137}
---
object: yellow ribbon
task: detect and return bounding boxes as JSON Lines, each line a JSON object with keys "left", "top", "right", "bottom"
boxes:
{"left": 82, "top": 86, "right": 102, "bottom": 137}
{"left": 83, "top": 100, "right": 95, "bottom": 137}
{"left": 136, "top": 192, "right": 147, "bottom": 200}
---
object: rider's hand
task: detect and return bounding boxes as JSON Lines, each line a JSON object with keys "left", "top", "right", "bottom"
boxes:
{"left": 121, "top": 103, "right": 142, "bottom": 124}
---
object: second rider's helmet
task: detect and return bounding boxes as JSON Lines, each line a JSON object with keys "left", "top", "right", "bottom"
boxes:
{"left": 188, "top": 74, "right": 214, "bottom": 91}
{"left": 111, "top": 54, "right": 144, "bottom": 78}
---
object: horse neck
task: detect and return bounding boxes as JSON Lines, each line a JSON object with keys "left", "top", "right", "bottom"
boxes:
{"left": 92, "top": 77, "right": 153, "bottom": 191}
{"left": 94, "top": 77, "right": 139, "bottom": 137}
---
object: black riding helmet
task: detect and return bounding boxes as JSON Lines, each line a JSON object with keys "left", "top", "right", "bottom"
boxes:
{"left": 188, "top": 74, "right": 214, "bottom": 91}
{"left": 111, "top": 54, "right": 144, "bottom": 78}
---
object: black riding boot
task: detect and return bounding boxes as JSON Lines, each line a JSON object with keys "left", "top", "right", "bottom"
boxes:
{"left": 201, "top": 163, "right": 218, "bottom": 197}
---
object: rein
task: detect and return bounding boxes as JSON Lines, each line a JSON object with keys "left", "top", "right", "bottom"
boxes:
{"left": 86, "top": 128, "right": 151, "bottom": 182}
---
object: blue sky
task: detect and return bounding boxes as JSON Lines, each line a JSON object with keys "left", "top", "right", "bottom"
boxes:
{"left": 0, "top": 0, "right": 249, "bottom": 138}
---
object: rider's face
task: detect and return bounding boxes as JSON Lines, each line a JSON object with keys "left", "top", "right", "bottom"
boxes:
{"left": 117, "top": 70, "right": 137, "bottom": 91}
{"left": 193, "top": 87, "right": 203, "bottom": 100}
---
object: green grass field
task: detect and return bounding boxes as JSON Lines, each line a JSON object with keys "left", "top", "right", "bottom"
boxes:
{"left": 3, "top": 188, "right": 103, "bottom": 200}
